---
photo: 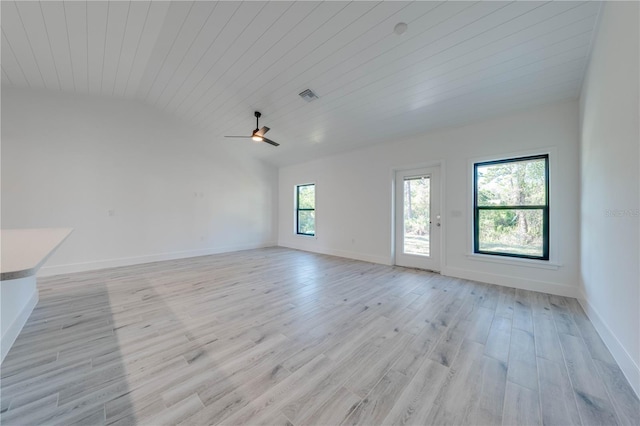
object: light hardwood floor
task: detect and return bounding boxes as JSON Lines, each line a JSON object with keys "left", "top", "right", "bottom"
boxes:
{"left": 1, "top": 247, "right": 638, "bottom": 425}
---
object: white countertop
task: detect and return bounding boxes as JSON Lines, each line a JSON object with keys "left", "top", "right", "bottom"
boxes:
{"left": 1, "top": 228, "right": 73, "bottom": 280}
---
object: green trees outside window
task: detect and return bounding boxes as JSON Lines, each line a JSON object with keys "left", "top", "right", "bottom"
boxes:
{"left": 296, "top": 184, "right": 315, "bottom": 236}
{"left": 403, "top": 176, "right": 431, "bottom": 255}
{"left": 474, "top": 155, "right": 549, "bottom": 260}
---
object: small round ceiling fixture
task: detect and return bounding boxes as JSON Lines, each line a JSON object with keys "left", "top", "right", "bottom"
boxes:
{"left": 394, "top": 22, "right": 408, "bottom": 35}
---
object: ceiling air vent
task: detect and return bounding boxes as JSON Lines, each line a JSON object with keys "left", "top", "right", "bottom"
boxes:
{"left": 299, "top": 89, "right": 319, "bottom": 102}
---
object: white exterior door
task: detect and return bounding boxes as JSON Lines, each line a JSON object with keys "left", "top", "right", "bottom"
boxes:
{"left": 394, "top": 166, "right": 441, "bottom": 271}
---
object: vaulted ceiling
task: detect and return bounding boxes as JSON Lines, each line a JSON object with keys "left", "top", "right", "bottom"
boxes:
{"left": 1, "top": 1, "right": 601, "bottom": 165}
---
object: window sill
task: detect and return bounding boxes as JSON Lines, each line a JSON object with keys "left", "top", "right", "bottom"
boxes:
{"left": 466, "top": 253, "right": 561, "bottom": 270}
{"left": 295, "top": 234, "right": 317, "bottom": 239}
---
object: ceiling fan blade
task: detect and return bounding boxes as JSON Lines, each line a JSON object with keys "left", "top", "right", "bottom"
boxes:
{"left": 224, "top": 135, "right": 252, "bottom": 138}
{"left": 255, "top": 126, "right": 270, "bottom": 137}
{"left": 261, "top": 137, "right": 280, "bottom": 147}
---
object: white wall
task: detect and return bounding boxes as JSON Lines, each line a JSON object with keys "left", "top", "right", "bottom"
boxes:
{"left": 279, "top": 101, "right": 580, "bottom": 297}
{"left": 1, "top": 87, "right": 278, "bottom": 275}
{"left": 579, "top": 2, "right": 640, "bottom": 395}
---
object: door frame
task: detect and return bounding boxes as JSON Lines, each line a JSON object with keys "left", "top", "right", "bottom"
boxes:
{"left": 391, "top": 160, "right": 446, "bottom": 271}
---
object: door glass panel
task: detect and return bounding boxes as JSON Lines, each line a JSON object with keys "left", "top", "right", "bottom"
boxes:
{"left": 403, "top": 176, "right": 430, "bottom": 256}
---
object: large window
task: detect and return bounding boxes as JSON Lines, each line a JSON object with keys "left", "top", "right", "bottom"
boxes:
{"left": 474, "top": 155, "right": 549, "bottom": 260}
{"left": 296, "top": 184, "right": 315, "bottom": 236}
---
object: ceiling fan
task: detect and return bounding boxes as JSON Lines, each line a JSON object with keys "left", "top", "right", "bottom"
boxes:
{"left": 224, "top": 111, "right": 279, "bottom": 147}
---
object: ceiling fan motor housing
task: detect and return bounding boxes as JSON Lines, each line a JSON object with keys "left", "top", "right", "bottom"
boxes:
{"left": 254, "top": 111, "right": 262, "bottom": 132}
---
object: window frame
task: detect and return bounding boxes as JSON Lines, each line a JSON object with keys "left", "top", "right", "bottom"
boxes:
{"left": 473, "top": 154, "right": 549, "bottom": 260}
{"left": 296, "top": 183, "right": 316, "bottom": 237}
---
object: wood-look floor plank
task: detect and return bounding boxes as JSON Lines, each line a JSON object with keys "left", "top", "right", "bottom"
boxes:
{"left": 533, "top": 313, "right": 564, "bottom": 363}
{"left": 571, "top": 304, "right": 618, "bottom": 366}
{"left": 513, "top": 289, "right": 534, "bottom": 333}
{"left": 495, "top": 286, "right": 516, "bottom": 320}
{"left": 425, "top": 339, "right": 486, "bottom": 425}
{"left": 393, "top": 319, "right": 445, "bottom": 377}
{"left": 146, "top": 393, "right": 205, "bottom": 426}
{"left": 0, "top": 393, "right": 59, "bottom": 425}
{"left": 465, "top": 355, "right": 507, "bottom": 425}
{"left": 341, "top": 369, "right": 406, "bottom": 426}
{"left": 427, "top": 298, "right": 475, "bottom": 368}
{"left": 180, "top": 363, "right": 292, "bottom": 425}
{"left": 559, "top": 333, "right": 620, "bottom": 425}
{"left": 484, "top": 316, "right": 512, "bottom": 364}
{"left": 220, "top": 354, "right": 334, "bottom": 425}
{"left": 550, "top": 295, "right": 582, "bottom": 337}
{"left": 507, "top": 328, "right": 538, "bottom": 391}
{"left": 502, "top": 381, "right": 542, "bottom": 426}
{"left": 592, "top": 359, "right": 640, "bottom": 426}
{"left": 343, "top": 332, "right": 413, "bottom": 398}
{"left": 537, "top": 357, "right": 582, "bottom": 426}
{"left": 162, "top": 333, "right": 289, "bottom": 407}
{"left": 381, "top": 359, "right": 449, "bottom": 426}
{"left": 465, "top": 306, "right": 495, "bottom": 344}
{"left": 530, "top": 291, "right": 554, "bottom": 318}
{"left": 0, "top": 247, "right": 636, "bottom": 426}
{"left": 299, "top": 386, "right": 361, "bottom": 426}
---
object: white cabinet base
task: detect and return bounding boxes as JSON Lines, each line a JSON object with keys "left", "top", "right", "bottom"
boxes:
{"left": 1, "top": 276, "right": 39, "bottom": 363}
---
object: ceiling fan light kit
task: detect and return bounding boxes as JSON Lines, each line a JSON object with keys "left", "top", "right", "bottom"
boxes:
{"left": 225, "top": 111, "right": 280, "bottom": 147}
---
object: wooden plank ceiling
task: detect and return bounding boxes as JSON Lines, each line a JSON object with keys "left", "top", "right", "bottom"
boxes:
{"left": 1, "top": 1, "right": 601, "bottom": 165}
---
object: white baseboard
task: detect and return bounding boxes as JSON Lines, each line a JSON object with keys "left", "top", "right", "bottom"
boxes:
{"left": 1, "top": 287, "right": 38, "bottom": 364}
{"left": 278, "top": 243, "right": 578, "bottom": 298}
{"left": 278, "top": 242, "right": 391, "bottom": 266}
{"left": 577, "top": 293, "right": 640, "bottom": 398}
{"left": 440, "top": 266, "right": 580, "bottom": 298}
{"left": 38, "top": 241, "right": 277, "bottom": 277}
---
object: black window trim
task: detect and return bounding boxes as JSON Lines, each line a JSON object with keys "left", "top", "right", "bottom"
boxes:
{"left": 473, "top": 154, "right": 549, "bottom": 260}
{"left": 296, "top": 183, "right": 315, "bottom": 236}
